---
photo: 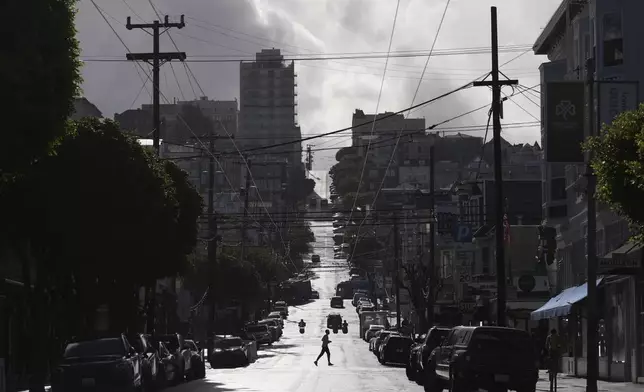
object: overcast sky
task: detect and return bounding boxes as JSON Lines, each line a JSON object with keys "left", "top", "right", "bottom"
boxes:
{"left": 76, "top": 0, "right": 561, "bottom": 174}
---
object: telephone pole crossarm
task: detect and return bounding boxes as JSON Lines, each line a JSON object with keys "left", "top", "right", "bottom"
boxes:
{"left": 126, "top": 52, "right": 186, "bottom": 62}
{"left": 472, "top": 79, "right": 519, "bottom": 88}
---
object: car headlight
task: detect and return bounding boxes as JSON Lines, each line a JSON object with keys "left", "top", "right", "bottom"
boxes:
{"left": 214, "top": 348, "right": 223, "bottom": 353}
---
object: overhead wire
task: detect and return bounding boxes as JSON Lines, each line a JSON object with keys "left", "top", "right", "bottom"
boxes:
{"left": 346, "top": 0, "right": 402, "bottom": 251}
{"left": 145, "top": 0, "right": 298, "bottom": 271}
{"left": 92, "top": 0, "right": 270, "bottom": 253}
{"left": 348, "top": 0, "right": 453, "bottom": 261}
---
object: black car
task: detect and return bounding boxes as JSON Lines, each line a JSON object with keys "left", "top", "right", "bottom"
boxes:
{"left": 330, "top": 296, "right": 344, "bottom": 308}
{"left": 52, "top": 335, "right": 143, "bottom": 392}
{"left": 128, "top": 333, "right": 162, "bottom": 391}
{"left": 425, "top": 326, "right": 538, "bottom": 392}
{"left": 184, "top": 339, "right": 206, "bottom": 379}
{"left": 409, "top": 326, "right": 451, "bottom": 384}
{"left": 379, "top": 335, "right": 414, "bottom": 365}
{"left": 209, "top": 337, "right": 249, "bottom": 367}
{"left": 156, "top": 333, "right": 190, "bottom": 384}
{"left": 327, "top": 313, "right": 343, "bottom": 329}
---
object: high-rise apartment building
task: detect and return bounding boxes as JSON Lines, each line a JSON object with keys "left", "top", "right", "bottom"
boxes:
{"left": 239, "top": 49, "right": 301, "bottom": 167}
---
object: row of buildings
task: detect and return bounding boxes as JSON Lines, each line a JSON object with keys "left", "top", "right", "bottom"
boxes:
{"left": 338, "top": 0, "right": 644, "bottom": 384}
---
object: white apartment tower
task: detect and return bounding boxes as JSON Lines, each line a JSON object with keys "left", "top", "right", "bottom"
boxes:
{"left": 239, "top": 49, "right": 302, "bottom": 167}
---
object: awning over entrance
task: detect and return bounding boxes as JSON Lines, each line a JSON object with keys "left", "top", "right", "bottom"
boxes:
{"left": 600, "top": 241, "right": 643, "bottom": 274}
{"left": 530, "top": 278, "right": 604, "bottom": 321}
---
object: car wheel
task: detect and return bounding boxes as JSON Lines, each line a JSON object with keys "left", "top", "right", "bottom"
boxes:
{"left": 449, "top": 368, "right": 464, "bottom": 392}
{"left": 405, "top": 364, "right": 415, "bottom": 380}
{"left": 156, "top": 364, "right": 166, "bottom": 390}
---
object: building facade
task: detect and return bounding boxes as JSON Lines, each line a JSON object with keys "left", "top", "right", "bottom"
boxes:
{"left": 531, "top": 0, "right": 644, "bottom": 383}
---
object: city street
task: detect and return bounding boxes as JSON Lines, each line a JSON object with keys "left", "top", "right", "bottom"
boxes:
{"left": 170, "top": 221, "right": 424, "bottom": 392}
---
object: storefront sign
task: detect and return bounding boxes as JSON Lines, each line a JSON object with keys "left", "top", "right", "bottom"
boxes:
{"left": 598, "top": 81, "right": 638, "bottom": 129}
{"left": 546, "top": 82, "right": 585, "bottom": 163}
{"left": 599, "top": 253, "right": 642, "bottom": 273}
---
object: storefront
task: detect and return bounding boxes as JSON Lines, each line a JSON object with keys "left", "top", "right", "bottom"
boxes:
{"left": 530, "top": 240, "right": 643, "bottom": 383}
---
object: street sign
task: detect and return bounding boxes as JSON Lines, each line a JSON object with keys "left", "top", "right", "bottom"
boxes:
{"left": 458, "top": 301, "right": 477, "bottom": 313}
{"left": 385, "top": 277, "right": 393, "bottom": 289}
{"left": 452, "top": 224, "right": 473, "bottom": 243}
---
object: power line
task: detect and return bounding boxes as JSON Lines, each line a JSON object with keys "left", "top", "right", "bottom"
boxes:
{"left": 347, "top": 0, "right": 402, "bottom": 254}
{"left": 349, "top": 0, "right": 453, "bottom": 262}
{"left": 79, "top": 45, "right": 532, "bottom": 63}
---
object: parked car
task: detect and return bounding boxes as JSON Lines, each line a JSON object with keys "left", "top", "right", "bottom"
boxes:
{"left": 373, "top": 330, "right": 398, "bottom": 357}
{"left": 128, "top": 333, "right": 162, "bottom": 390}
{"left": 412, "top": 326, "right": 450, "bottom": 384}
{"left": 266, "top": 311, "right": 284, "bottom": 327}
{"left": 156, "top": 333, "right": 192, "bottom": 384}
{"left": 209, "top": 337, "right": 249, "bottom": 367}
{"left": 184, "top": 339, "right": 206, "bottom": 379}
{"left": 330, "top": 296, "right": 344, "bottom": 308}
{"left": 406, "top": 334, "right": 426, "bottom": 381}
{"left": 311, "top": 290, "right": 320, "bottom": 299}
{"left": 244, "top": 324, "right": 273, "bottom": 346}
{"left": 424, "top": 326, "right": 538, "bottom": 392}
{"left": 365, "top": 325, "right": 385, "bottom": 342}
{"left": 258, "top": 319, "right": 282, "bottom": 340}
{"left": 352, "top": 292, "right": 369, "bottom": 307}
{"left": 273, "top": 301, "right": 289, "bottom": 318}
{"left": 156, "top": 341, "right": 180, "bottom": 387}
{"left": 311, "top": 254, "right": 321, "bottom": 263}
{"left": 51, "top": 335, "right": 143, "bottom": 392}
{"left": 379, "top": 335, "right": 414, "bottom": 365}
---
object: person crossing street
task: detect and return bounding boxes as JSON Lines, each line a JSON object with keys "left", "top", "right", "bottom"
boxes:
{"left": 314, "top": 330, "right": 333, "bottom": 366}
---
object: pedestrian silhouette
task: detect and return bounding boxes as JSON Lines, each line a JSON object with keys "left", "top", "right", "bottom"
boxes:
{"left": 314, "top": 329, "right": 333, "bottom": 366}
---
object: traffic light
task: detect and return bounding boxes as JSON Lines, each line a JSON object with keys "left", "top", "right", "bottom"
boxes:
{"left": 537, "top": 225, "right": 557, "bottom": 266}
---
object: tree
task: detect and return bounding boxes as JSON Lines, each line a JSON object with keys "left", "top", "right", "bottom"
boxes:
{"left": 20, "top": 118, "right": 199, "bottom": 330}
{"left": 286, "top": 167, "right": 316, "bottom": 205}
{"left": 163, "top": 160, "right": 203, "bottom": 276}
{"left": 584, "top": 103, "right": 644, "bottom": 240}
{"left": 0, "top": 0, "right": 81, "bottom": 181}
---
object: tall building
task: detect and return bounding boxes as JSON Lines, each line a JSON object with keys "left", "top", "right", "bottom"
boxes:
{"left": 239, "top": 49, "right": 301, "bottom": 167}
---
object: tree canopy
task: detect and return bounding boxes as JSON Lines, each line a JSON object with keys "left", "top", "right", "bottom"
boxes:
{"left": 20, "top": 118, "right": 201, "bottom": 294}
{"left": 0, "top": 0, "right": 81, "bottom": 180}
{"left": 584, "top": 103, "right": 644, "bottom": 238}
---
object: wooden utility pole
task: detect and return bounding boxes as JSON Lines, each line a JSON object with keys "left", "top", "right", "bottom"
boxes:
{"left": 240, "top": 158, "right": 252, "bottom": 262}
{"left": 393, "top": 213, "right": 401, "bottom": 329}
{"left": 426, "top": 141, "right": 436, "bottom": 327}
{"left": 126, "top": 15, "right": 186, "bottom": 155}
{"left": 585, "top": 56, "right": 599, "bottom": 392}
{"left": 472, "top": 7, "right": 518, "bottom": 327}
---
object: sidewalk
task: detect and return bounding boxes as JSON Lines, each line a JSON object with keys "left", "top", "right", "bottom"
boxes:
{"left": 538, "top": 370, "right": 644, "bottom": 392}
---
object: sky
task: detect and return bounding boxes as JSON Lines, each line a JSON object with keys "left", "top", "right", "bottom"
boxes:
{"left": 76, "top": 0, "right": 561, "bottom": 184}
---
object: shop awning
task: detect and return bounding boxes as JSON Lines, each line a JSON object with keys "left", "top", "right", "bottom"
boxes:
{"left": 599, "top": 241, "right": 643, "bottom": 273}
{"left": 530, "top": 278, "right": 604, "bottom": 320}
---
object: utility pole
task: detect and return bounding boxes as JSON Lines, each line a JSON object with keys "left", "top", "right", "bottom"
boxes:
{"left": 585, "top": 56, "right": 599, "bottom": 392}
{"left": 206, "top": 126, "right": 217, "bottom": 357}
{"left": 472, "top": 6, "right": 518, "bottom": 327}
{"left": 126, "top": 15, "right": 186, "bottom": 155}
{"left": 426, "top": 141, "right": 436, "bottom": 327}
{"left": 305, "top": 145, "right": 313, "bottom": 171}
{"left": 393, "top": 213, "right": 401, "bottom": 329}
{"left": 240, "top": 158, "right": 252, "bottom": 262}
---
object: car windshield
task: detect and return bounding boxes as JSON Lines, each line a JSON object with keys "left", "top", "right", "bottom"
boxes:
{"left": 388, "top": 337, "right": 413, "bottom": 349}
{"left": 157, "top": 335, "right": 180, "bottom": 351}
{"left": 64, "top": 338, "right": 125, "bottom": 358}
{"left": 259, "top": 320, "right": 276, "bottom": 326}
{"left": 216, "top": 338, "right": 243, "bottom": 348}
{"left": 471, "top": 329, "right": 534, "bottom": 356}
{"left": 246, "top": 325, "right": 268, "bottom": 333}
